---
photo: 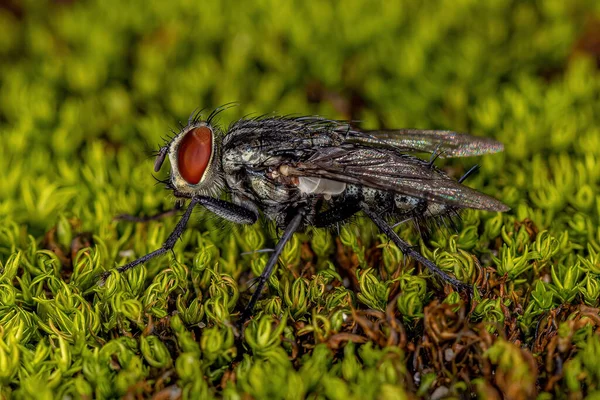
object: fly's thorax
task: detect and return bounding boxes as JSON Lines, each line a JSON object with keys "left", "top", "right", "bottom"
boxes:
{"left": 222, "top": 142, "right": 283, "bottom": 176}
{"left": 248, "top": 172, "right": 293, "bottom": 204}
{"left": 221, "top": 142, "right": 286, "bottom": 203}
{"left": 166, "top": 122, "right": 224, "bottom": 197}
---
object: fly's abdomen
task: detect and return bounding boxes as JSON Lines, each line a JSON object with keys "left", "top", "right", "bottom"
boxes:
{"left": 336, "top": 184, "right": 451, "bottom": 220}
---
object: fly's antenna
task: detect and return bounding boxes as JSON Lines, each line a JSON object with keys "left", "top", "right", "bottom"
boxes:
{"left": 154, "top": 146, "right": 169, "bottom": 172}
{"left": 141, "top": 138, "right": 161, "bottom": 161}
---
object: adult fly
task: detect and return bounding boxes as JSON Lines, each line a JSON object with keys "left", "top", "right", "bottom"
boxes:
{"left": 103, "top": 108, "right": 509, "bottom": 321}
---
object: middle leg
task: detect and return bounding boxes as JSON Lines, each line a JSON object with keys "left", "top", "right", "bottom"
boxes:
{"left": 241, "top": 211, "right": 305, "bottom": 321}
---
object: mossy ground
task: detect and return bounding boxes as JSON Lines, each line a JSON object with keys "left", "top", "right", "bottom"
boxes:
{"left": 1, "top": 0, "right": 600, "bottom": 399}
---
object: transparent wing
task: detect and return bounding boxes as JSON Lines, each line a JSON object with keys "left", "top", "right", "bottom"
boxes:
{"left": 346, "top": 129, "right": 504, "bottom": 158}
{"left": 288, "top": 146, "right": 509, "bottom": 211}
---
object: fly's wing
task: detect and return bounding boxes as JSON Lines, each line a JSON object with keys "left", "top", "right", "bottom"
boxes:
{"left": 289, "top": 146, "right": 509, "bottom": 211}
{"left": 346, "top": 129, "right": 504, "bottom": 158}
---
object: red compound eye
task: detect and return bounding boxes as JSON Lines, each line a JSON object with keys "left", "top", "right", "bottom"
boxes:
{"left": 177, "top": 126, "right": 213, "bottom": 184}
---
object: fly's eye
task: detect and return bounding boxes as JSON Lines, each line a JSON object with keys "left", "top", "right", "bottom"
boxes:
{"left": 177, "top": 126, "right": 213, "bottom": 184}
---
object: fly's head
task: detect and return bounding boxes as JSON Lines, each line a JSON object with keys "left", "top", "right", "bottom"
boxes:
{"left": 154, "top": 120, "right": 225, "bottom": 198}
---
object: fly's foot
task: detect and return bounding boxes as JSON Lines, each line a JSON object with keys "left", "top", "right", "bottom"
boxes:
{"left": 97, "top": 271, "right": 112, "bottom": 287}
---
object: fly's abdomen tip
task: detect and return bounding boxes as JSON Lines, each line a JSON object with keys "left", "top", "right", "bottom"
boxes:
{"left": 491, "top": 201, "right": 510, "bottom": 212}
{"left": 475, "top": 196, "right": 510, "bottom": 212}
{"left": 498, "top": 204, "right": 510, "bottom": 212}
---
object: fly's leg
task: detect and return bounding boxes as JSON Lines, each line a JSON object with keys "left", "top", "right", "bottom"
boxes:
{"left": 361, "top": 203, "right": 472, "bottom": 293}
{"left": 198, "top": 197, "right": 258, "bottom": 225}
{"left": 114, "top": 192, "right": 259, "bottom": 225}
{"left": 313, "top": 202, "right": 361, "bottom": 228}
{"left": 100, "top": 196, "right": 258, "bottom": 284}
{"left": 114, "top": 201, "right": 185, "bottom": 222}
{"left": 241, "top": 211, "right": 304, "bottom": 322}
{"left": 99, "top": 197, "right": 201, "bottom": 284}
{"left": 170, "top": 190, "right": 258, "bottom": 225}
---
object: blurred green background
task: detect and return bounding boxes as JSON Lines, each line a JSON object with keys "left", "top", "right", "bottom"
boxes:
{"left": 1, "top": 0, "right": 600, "bottom": 398}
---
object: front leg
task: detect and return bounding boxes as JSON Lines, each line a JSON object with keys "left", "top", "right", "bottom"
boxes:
{"left": 99, "top": 196, "right": 258, "bottom": 284}
{"left": 170, "top": 190, "right": 258, "bottom": 225}
{"left": 198, "top": 197, "right": 258, "bottom": 225}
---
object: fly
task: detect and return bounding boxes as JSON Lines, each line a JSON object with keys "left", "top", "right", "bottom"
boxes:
{"left": 102, "top": 108, "right": 509, "bottom": 321}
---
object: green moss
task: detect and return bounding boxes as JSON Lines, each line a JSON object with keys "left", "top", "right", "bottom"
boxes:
{"left": 1, "top": 0, "right": 600, "bottom": 398}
